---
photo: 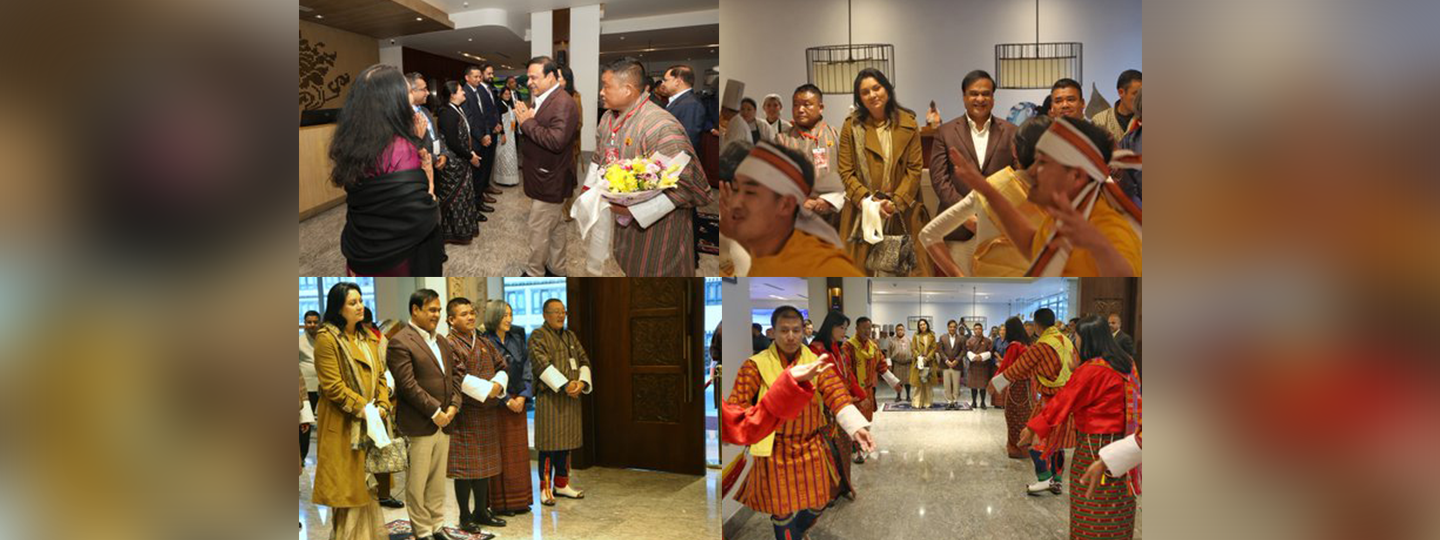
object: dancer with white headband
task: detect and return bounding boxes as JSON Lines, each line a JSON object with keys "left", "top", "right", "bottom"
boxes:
{"left": 719, "top": 141, "right": 864, "bottom": 276}
{"left": 949, "top": 116, "right": 1141, "bottom": 276}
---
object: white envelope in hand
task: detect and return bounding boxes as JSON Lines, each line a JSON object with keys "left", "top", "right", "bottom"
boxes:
{"left": 364, "top": 403, "right": 392, "bottom": 448}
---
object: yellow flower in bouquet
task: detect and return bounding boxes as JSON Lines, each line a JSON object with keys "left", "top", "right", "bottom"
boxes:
{"left": 602, "top": 154, "right": 684, "bottom": 194}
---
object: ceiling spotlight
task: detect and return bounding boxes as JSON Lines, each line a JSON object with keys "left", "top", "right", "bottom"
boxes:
{"left": 619, "top": 36, "right": 625, "bottom": 40}
{"left": 468, "top": 38, "right": 473, "bottom": 42}
{"left": 415, "top": 17, "right": 423, "bottom": 21}
{"left": 315, "top": 14, "right": 323, "bottom": 19}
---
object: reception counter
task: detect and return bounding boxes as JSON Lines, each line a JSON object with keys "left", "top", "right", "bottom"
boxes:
{"left": 299, "top": 124, "right": 345, "bottom": 220}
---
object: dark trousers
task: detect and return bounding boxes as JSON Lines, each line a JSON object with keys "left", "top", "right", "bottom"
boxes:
{"left": 299, "top": 392, "right": 319, "bottom": 463}
{"left": 473, "top": 140, "right": 496, "bottom": 198}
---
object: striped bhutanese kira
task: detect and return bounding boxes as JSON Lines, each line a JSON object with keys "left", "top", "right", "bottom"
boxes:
{"left": 999, "top": 342, "right": 1035, "bottom": 451}
{"left": 726, "top": 346, "right": 856, "bottom": 516}
{"left": 1069, "top": 432, "right": 1136, "bottom": 539}
{"left": 487, "top": 404, "right": 533, "bottom": 512}
{"left": 445, "top": 331, "right": 506, "bottom": 479}
{"left": 591, "top": 94, "right": 713, "bottom": 276}
{"left": 1027, "top": 358, "right": 1142, "bottom": 540}
{"left": 528, "top": 324, "right": 591, "bottom": 452}
{"left": 996, "top": 331, "right": 1078, "bottom": 452}
{"left": 810, "top": 340, "right": 861, "bottom": 494}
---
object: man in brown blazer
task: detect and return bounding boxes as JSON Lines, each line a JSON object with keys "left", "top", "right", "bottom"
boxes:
{"left": 929, "top": 70, "right": 1017, "bottom": 241}
{"left": 514, "top": 55, "right": 580, "bottom": 277}
{"left": 388, "top": 288, "right": 467, "bottom": 540}
{"left": 938, "top": 319, "right": 967, "bottom": 409}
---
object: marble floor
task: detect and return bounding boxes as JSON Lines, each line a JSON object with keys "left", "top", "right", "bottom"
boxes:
{"left": 299, "top": 451, "right": 721, "bottom": 540}
{"left": 729, "top": 390, "right": 1143, "bottom": 540}
{"left": 299, "top": 178, "right": 719, "bottom": 277}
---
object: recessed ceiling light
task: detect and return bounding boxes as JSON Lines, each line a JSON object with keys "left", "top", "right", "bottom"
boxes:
{"left": 468, "top": 38, "right": 473, "bottom": 42}
{"left": 416, "top": 17, "right": 423, "bottom": 21}
{"left": 463, "top": 2, "right": 469, "bottom": 6}
{"left": 620, "top": 36, "right": 625, "bottom": 40}
{"left": 315, "top": 14, "right": 323, "bottom": 19}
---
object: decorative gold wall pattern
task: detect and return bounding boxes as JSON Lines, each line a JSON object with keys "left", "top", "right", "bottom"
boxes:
{"left": 298, "top": 20, "right": 379, "bottom": 116}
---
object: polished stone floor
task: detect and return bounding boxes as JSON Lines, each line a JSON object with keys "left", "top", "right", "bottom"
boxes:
{"left": 299, "top": 172, "right": 719, "bottom": 277}
{"left": 729, "top": 389, "right": 1143, "bottom": 540}
{"left": 299, "top": 450, "right": 721, "bottom": 540}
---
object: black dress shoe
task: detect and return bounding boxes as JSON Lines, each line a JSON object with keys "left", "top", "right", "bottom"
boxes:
{"left": 378, "top": 497, "right": 406, "bottom": 509}
{"left": 486, "top": 186, "right": 503, "bottom": 195}
{"left": 431, "top": 529, "right": 453, "bottom": 540}
{"left": 477, "top": 213, "right": 489, "bottom": 222}
{"left": 475, "top": 513, "right": 507, "bottom": 527}
{"left": 478, "top": 203, "right": 495, "bottom": 213}
{"left": 481, "top": 194, "right": 497, "bottom": 204}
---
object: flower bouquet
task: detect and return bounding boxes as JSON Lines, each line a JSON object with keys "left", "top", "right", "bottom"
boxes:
{"left": 599, "top": 151, "right": 689, "bottom": 226}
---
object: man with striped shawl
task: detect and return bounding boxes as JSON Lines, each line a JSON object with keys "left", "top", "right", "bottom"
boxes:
{"left": 591, "top": 57, "right": 713, "bottom": 276}
{"left": 528, "top": 298, "right": 593, "bottom": 506}
{"left": 722, "top": 305, "right": 876, "bottom": 540}
{"left": 990, "top": 307, "right": 1078, "bottom": 496}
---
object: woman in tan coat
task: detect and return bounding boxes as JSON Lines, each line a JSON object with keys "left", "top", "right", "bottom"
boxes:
{"left": 313, "top": 282, "right": 394, "bottom": 540}
{"left": 837, "top": 68, "right": 933, "bottom": 276}
{"left": 909, "top": 319, "right": 939, "bottom": 408}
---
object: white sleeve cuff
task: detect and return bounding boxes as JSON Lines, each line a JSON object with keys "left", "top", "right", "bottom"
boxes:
{"left": 462, "top": 375, "right": 496, "bottom": 403}
{"left": 300, "top": 401, "right": 316, "bottom": 424}
{"left": 540, "top": 365, "right": 570, "bottom": 392}
{"left": 818, "top": 191, "right": 845, "bottom": 209}
{"left": 881, "top": 370, "right": 901, "bottom": 388}
{"left": 1098, "top": 434, "right": 1143, "bottom": 476}
{"left": 492, "top": 370, "right": 510, "bottom": 392}
{"left": 990, "top": 373, "right": 1011, "bottom": 393}
{"left": 980, "top": 351, "right": 992, "bottom": 361}
{"left": 579, "top": 366, "right": 593, "bottom": 394}
{"left": 629, "top": 192, "right": 679, "bottom": 228}
{"left": 967, "top": 351, "right": 978, "bottom": 361}
{"left": 835, "top": 404, "right": 870, "bottom": 437}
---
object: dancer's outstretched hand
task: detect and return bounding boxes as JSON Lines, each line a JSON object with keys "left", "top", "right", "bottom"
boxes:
{"left": 788, "top": 360, "right": 831, "bottom": 384}
{"left": 853, "top": 428, "right": 876, "bottom": 453}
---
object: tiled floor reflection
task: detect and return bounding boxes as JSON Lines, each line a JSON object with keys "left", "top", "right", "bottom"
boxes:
{"left": 729, "top": 393, "right": 1143, "bottom": 539}
{"left": 299, "top": 451, "right": 719, "bottom": 540}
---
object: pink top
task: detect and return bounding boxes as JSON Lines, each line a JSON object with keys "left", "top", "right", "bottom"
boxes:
{"left": 373, "top": 137, "right": 421, "bottom": 176}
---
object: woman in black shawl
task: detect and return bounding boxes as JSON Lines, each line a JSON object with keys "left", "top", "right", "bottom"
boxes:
{"left": 329, "top": 63, "right": 444, "bottom": 275}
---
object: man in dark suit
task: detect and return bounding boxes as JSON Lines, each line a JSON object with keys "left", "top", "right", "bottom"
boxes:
{"left": 406, "top": 72, "right": 445, "bottom": 171}
{"left": 1109, "top": 313, "right": 1137, "bottom": 362}
{"left": 660, "top": 64, "right": 708, "bottom": 152}
{"left": 388, "top": 289, "right": 466, "bottom": 540}
{"left": 463, "top": 65, "right": 500, "bottom": 217}
{"left": 929, "top": 69, "right": 1017, "bottom": 241}
{"left": 513, "top": 56, "right": 580, "bottom": 277}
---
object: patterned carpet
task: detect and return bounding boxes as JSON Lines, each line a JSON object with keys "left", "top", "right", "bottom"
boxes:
{"left": 880, "top": 401, "right": 976, "bottom": 412}
{"left": 300, "top": 159, "right": 718, "bottom": 276}
{"left": 384, "top": 519, "right": 494, "bottom": 540}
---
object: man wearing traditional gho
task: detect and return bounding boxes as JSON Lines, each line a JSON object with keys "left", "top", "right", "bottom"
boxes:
{"left": 953, "top": 116, "right": 1141, "bottom": 276}
{"left": 443, "top": 298, "right": 509, "bottom": 532}
{"left": 845, "top": 316, "right": 901, "bottom": 463}
{"left": 528, "top": 298, "right": 592, "bottom": 506}
{"left": 587, "top": 56, "right": 713, "bottom": 276}
{"left": 966, "top": 322, "right": 995, "bottom": 409}
{"left": 723, "top": 306, "right": 876, "bottom": 540}
{"left": 990, "top": 308, "right": 1078, "bottom": 496}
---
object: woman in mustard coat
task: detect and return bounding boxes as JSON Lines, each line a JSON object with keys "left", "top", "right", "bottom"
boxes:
{"left": 837, "top": 68, "right": 933, "bottom": 276}
{"left": 312, "top": 282, "right": 394, "bottom": 540}
{"left": 909, "top": 319, "right": 939, "bottom": 408}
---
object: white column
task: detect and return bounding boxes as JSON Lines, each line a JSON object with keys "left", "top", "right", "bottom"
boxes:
{"left": 419, "top": 277, "right": 449, "bottom": 335}
{"left": 570, "top": 4, "right": 601, "bottom": 153}
{"left": 841, "top": 277, "right": 871, "bottom": 323}
{"left": 379, "top": 43, "right": 403, "bottom": 70}
{"left": 806, "top": 278, "right": 828, "bottom": 322}
{"left": 720, "top": 277, "right": 751, "bottom": 524}
{"left": 530, "top": 10, "right": 553, "bottom": 59}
